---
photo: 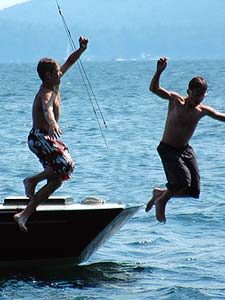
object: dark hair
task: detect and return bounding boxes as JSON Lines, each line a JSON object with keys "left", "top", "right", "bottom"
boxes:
{"left": 188, "top": 77, "right": 208, "bottom": 95}
{"left": 37, "top": 58, "right": 59, "bottom": 82}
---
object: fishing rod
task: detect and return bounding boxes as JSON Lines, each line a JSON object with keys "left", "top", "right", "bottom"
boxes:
{"left": 55, "top": 0, "right": 109, "bottom": 150}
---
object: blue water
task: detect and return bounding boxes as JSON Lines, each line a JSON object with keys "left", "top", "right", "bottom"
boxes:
{"left": 0, "top": 60, "right": 225, "bottom": 299}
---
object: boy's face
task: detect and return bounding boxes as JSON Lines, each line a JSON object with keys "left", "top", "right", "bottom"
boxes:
{"left": 187, "top": 77, "right": 208, "bottom": 107}
{"left": 188, "top": 89, "right": 207, "bottom": 107}
{"left": 46, "top": 64, "right": 62, "bottom": 85}
{"left": 50, "top": 65, "right": 62, "bottom": 85}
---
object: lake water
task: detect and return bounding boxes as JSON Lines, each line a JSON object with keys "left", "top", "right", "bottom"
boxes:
{"left": 0, "top": 59, "right": 225, "bottom": 299}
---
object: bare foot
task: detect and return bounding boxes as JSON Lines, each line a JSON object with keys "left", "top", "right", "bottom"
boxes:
{"left": 155, "top": 199, "right": 167, "bottom": 223}
{"left": 145, "top": 188, "right": 164, "bottom": 212}
{"left": 14, "top": 213, "right": 28, "bottom": 232}
{"left": 23, "top": 178, "right": 36, "bottom": 198}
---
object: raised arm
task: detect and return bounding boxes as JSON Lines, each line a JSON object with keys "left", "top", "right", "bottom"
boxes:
{"left": 60, "top": 36, "right": 88, "bottom": 76}
{"left": 150, "top": 57, "right": 175, "bottom": 100}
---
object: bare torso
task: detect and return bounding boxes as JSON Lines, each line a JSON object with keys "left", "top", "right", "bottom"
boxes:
{"left": 161, "top": 97, "right": 204, "bottom": 148}
{"left": 32, "top": 85, "right": 61, "bottom": 131}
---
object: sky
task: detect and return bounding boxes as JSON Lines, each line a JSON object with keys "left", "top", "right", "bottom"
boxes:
{"left": 0, "top": 0, "right": 30, "bottom": 10}
{"left": 0, "top": 0, "right": 224, "bottom": 62}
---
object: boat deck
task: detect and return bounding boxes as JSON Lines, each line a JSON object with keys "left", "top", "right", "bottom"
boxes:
{"left": 1, "top": 196, "right": 126, "bottom": 211}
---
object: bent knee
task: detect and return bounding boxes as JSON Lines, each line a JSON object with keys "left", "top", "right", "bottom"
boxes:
{"left": 54, "top": 161, "right": 75, "bottom": 181}
{"left": 188, "top": 188, "right": 200, "bottom": 199}
{"left": 167, "top": 182, "right": 200, "bottom": 198}
{"left": 52, "top": 176, "right": 63, "bottom": 188}
{"left": 180, "top": 186, "right": 200, "bottom": 198}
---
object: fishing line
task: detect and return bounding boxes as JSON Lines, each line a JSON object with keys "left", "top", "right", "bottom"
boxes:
{"left": 55, "top": 0, "right": 109, "bottom": 150}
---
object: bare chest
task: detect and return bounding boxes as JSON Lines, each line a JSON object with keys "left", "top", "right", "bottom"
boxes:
{"left": 168, "top": 103, "right": 201, "bottom": 128}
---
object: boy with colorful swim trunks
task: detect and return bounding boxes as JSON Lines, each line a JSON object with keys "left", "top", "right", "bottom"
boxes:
{"left": 14, "top": 36, "right": 88, "bottom": 232}
{"left": 145, "top": 57, "right": 225, "bottom": 223}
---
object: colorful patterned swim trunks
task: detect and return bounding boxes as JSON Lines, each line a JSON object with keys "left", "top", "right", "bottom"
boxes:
{"left": 28, "top": 128, "right": 74, "bottom": 181}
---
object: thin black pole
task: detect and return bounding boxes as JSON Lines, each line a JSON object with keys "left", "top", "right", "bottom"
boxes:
{"left": 55, "top": 0, "right": 109, "bottom": 150}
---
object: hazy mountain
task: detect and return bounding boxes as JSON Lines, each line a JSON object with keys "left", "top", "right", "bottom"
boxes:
{"left": 0, "top": 0, "right": 224, "bottom": 62}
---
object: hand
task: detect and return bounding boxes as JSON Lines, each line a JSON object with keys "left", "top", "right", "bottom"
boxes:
{"left": 157, "top": 57, "right": 168, "bottom": 72}
{"left": 48, "top": 122, "right": 63, "bottom": 139}
{"left": 79, "top": 36, "right": 88, "bottom": 50}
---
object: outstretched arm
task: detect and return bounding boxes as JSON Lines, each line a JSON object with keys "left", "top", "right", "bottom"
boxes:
{"left": 60, "top": 36, "right": 88, "bottom": 75}
{"left": 150, "top": 57, "right": 176, "bottom": 100}
{"left": 202, "top": 105, "right": 225, "bottom": 122}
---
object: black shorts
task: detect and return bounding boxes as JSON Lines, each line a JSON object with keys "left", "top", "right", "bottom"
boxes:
{"left": 157, "top": 142, "right": 200, "bottom": 198}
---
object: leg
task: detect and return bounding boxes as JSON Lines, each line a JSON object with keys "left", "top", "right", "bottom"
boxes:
{"left": 155, "top": 187, "right": 195, "bottom": 223}
{"left": 18, "top": 130, "right": 74, "bottom": 231}
{"left": 15, "top": 173, "right": 62, "bottom": 232}
{"left": 145, "top": 188, "right": 165, "bottom": 212}
{"left": 152, "top": 143, "right": 194, "bottom": 223}
{"left": 145, "top": 187, "right": 173, "bottom": 222}
{"left": 154, "top": 189, "right": 173, "bottom": 223}
{"left": 183, "top": 145, "right": 200, "bottom": 198}
{"left": 23, "top": 168, "right": 58, "bottom": 198}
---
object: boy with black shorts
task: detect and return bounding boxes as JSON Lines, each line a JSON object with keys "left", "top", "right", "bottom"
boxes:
{"left": 146, "top": 57, "right": 225, "bottom": 223}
